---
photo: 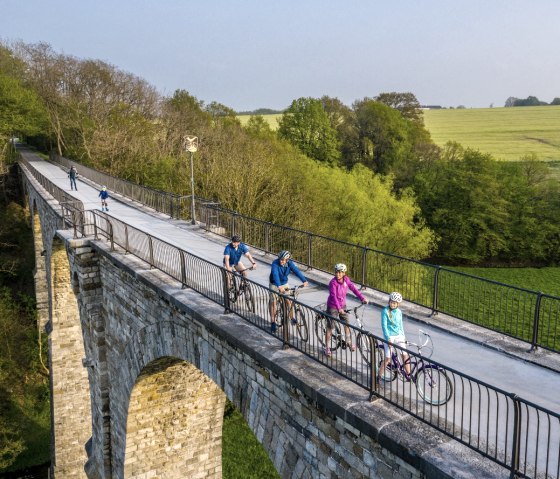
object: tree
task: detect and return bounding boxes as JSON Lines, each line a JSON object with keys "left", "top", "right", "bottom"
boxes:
{"left": 550, "top": 97, "right": 560, "bottom": 106}
{"left": 375, "top": 92, "right": 424, "bottom": 125}
{"left": 351, "top": 98, "right": 412, "bottom": 175}
{"left": 504, "top": 97, "right": 519, "bottom": 107}
{"left": 277, "top": 97, "right": 340, "bottom": 165}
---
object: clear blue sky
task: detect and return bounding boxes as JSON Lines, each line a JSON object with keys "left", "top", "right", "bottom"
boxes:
{"left": 2, "top": 0, "right": 559, "bottom": 111}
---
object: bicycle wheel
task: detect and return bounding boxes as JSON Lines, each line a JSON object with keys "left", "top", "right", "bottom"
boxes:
{"left": 415, "top": 365, "right": 453, "bottom": 405}
{"left": 295, "top": 309, "right": 308, "bottom": 342}
{"left": 357, "top": 333, "right": 372, "bottom": 364}
{"left": 377, "top": 347, "right": 397, "bottom": 382}
{"left": 228, "top": 275, "right": 238, "bottom": 303}
{"left": 314, "top": 315, "right": 339, "bottom": 350}
{"left": 274, "top": 303, "right": 284, "bottom": 328}
{"left": 243, "top": 282, "right": 255, "bottom": 313}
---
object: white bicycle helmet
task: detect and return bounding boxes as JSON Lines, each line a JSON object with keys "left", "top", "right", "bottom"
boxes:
{"left": 389, "top": 292, "right": 402, "bottom": 303}
{"left": 278, "top": 250, "right": 291, "bottom": 260}
{"left": 334, "top": 263, "right": 347, "bottom": 273}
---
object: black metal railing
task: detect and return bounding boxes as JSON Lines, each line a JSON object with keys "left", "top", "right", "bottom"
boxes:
{"left": 19, "top": 162, "right": 560, "bottom": 479}
{"left": 46, "top": 153, "right": 560, "bottom": 353}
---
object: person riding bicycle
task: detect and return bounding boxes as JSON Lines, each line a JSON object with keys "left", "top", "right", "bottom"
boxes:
{"left": 98, "top": 186, "right": 109, "bottom": 212}
{"left": 323, "top": 263, "right": 368, "bottom": 357}
{"left": 223, "top": 235, "right": 257, "bottom": 277}
{"left": 269, "top": 250, "right": 308, "bottom": 332}
{"left": 378, "top": 292, "right": 411, "bottom": 381}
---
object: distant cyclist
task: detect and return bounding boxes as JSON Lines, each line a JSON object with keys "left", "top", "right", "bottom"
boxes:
{"left": 323, "top": 263, "right": 368, "bottom": 356}
{"left": 98, "top": 186, "right": 109, "bottom": 212}
{"left": 269, "top": 250, "right": 308, "bottom": 332}
{"left": 223, "top": 235, "right": 257, "bottom": 276}
{"left": 378, "top": 292, "right": 410, "bottom": 380}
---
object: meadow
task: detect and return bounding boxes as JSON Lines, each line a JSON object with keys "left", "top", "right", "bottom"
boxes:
{"left": 423, "top": 106, "right": 560, "bottom": 161}
{"left": 238, "top": 106, "right": 560, "bottom": 162}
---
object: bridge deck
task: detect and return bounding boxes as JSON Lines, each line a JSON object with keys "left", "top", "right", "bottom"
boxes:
{"left": 21, "top": 150, "right": 560, "bottom": 416}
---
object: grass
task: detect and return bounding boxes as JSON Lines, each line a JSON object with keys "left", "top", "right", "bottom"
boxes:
{"left": 423, "top": 106, "right": 560, "bottom": 161}
{"left": 222, "top": 403, "right": 280, "bottom": 479}
{"left": 451, "top": 266, "right": 560, "bottom": 297}
{"left": 237, "top": 113, "right": 282, "bottom": 129}
{"left": 238, "top": 106, "right": 560, "bottom": 162}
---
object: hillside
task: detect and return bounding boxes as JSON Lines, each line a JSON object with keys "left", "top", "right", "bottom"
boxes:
{"left": 238, "top": 106, "right": 560, "bottom": 162}
{"left": 423, "top": 106, "right": 560, "bottom": 161}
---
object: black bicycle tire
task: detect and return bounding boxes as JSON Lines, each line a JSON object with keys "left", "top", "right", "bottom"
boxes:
{"left": 295, "top": 309, "right": 308, "bottom": 342}
{"left": 415, "top": 365, "right": 453, "bottom": 406}
{"left": 274, "top": 303, "right": 284, "bottom": 327}
{"left": 228, "top": 274, "right": 239, "bottom": 303}
{"left": 357, "top": 333, "right": 371, "bottom": 364}
{"left": 314, "top": 315, "right": 340, "bottom": 350}
{"left": 377, "top": 347, "right": 397, "bottom": 382}
{"left": 244, "top": 282, "right": 255, "bottom": 313}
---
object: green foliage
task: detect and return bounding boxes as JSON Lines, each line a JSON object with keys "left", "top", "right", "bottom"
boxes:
{"left": 222, "top": 402, "right": 279, "bottom": 479}
{"left": 278, "top": 97, "right": 340, "bottom": 165}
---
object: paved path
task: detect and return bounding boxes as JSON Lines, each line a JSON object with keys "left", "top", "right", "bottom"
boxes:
{"left": 21, "top": 150, "right": 559, "bottom": 472}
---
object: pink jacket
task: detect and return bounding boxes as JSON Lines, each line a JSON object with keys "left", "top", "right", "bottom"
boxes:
{"left": 327, "top": 276, "right": 365, "bottom": 310}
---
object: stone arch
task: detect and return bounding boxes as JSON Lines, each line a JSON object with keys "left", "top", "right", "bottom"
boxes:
{"left": 49, "top": 236, "right": 92, "bottom": 478}
{"left": 124, "top": 357, "right": 226, "bottom": 479}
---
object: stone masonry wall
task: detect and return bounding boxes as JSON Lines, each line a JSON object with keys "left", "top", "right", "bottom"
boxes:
{"left": 64, "top": 234, "right": 504, "bottom": 479}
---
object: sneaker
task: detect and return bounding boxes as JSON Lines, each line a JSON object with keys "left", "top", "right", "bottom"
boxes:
{"left": 291, "top": 318, "right": 297, "bottom": 325}
{"left": 324, "top": 347, "right": 332, "bottom": 357}
{"left": 271, "top": 323, "right": 277, "bottom": 333}
{"left": 350, "top": 344, "right": 356, "bottom": 352}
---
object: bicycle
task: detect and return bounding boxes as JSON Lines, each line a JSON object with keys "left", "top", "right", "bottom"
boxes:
{"left": 272, "top": 285, "right": 308, "bottom": 341}
{"left": 315, "top": 303, "right": 370, "bottom": 361}
{"left": 226, "top": 265, "right": 255, "bottom": 313}
{"left": 376, "top": 330, "right": 453, "bottom": 406}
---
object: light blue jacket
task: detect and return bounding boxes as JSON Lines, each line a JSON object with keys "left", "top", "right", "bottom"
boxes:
{"left": 381, "top": 306, "right": 404, "bottom": 340}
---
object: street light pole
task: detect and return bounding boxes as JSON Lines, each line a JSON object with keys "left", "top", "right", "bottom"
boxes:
{"left": 185, "top": 135, "right": 198, "bottom": 225}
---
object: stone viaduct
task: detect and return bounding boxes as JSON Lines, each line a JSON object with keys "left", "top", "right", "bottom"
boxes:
{"left": 21, "top": 160, "right": 503, "bottom": 478}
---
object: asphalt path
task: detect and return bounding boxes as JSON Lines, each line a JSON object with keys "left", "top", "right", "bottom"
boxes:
{"left": 22, "top": 151, "right": 559, "bottom": 473}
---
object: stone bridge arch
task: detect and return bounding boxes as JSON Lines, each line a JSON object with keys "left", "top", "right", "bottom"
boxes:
{"left": 124, "top": 356, "right": 226, "bottom": 478}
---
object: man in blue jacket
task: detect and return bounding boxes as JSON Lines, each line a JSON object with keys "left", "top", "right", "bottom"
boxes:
{"left": 269, "top": 250, "right": 308, "bottom": 332}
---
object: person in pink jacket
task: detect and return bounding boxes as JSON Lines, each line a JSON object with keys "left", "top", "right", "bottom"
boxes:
{"left": 324, "top": 263, "right": 368, "bottom": 356}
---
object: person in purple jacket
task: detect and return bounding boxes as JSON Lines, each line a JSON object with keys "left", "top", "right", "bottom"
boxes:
{"left": 323, "top": 263, "right": 368, "bottom": 356}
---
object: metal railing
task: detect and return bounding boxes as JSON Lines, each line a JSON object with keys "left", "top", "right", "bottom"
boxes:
{"left": 47, "top": 152, "right": 560, "bottom": 353}
{"left": 19, "top": 162, "right": 560, "bottom": 479}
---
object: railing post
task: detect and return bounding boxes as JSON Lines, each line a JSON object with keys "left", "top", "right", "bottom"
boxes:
{"left": 307, "top": 233, "right": 312, "bottom": 268}
{"left": 148, "top": 236, "right": 154, "bottom": 268}
{"left": 281, "top": 295, "right": 289, "bottom": 350}
{"left": 179, "top": 250, "right": 187, "bottom": 289}
{"left": 222, "top": 268, "right": 231, "bottom": 313}
{"left": 431, "top": 266, "right": 442, "bottom": 316}
{"left": 108, "top": 222, "right": 114, "bottom": 251}
{"left": 530, "top": 292, "right": 543, "bottom": 352}
{"left": 124, "top": 225, "right": 130, "bottom": 254}
{"left": 93, "top": 212, "right": 99, "bottom": 240}
{"left": 361, "top": 248, "right": 367, "bottom": 288}
{"left": 369, "top": 334, "right": 377, "bottom": 401}
{"left": 265, "top": 222, "right": 270, "bottom": 254}
{"left": 509, "top": 394, "right": 522, "bottom": 479}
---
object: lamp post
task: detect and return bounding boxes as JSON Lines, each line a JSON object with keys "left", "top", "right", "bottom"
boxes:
{"left": 185, "top": 135, "right": 198, "bottom": 225}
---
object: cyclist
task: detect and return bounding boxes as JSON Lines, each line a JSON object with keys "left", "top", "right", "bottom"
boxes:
{"left": 324, "top": 263, "right": 368, "bottom": 357}
{"left": 98, "top": 186, "right": 109, "bottom": 211}
{"left": 223, "top": 235, "right": 257, "bottom": 275}
{"left": 269, "top": 250, "right": 308, "bottom": 332}
{"left": 378, "top": 292, "right": 410, "bottom": 381}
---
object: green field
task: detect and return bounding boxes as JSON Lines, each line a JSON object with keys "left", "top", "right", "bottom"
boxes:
{"left": 423, "top": 106, "right": 560, "bottom": 161}
{"left": 238, "top": 106, "right": 560, "bottom": 162}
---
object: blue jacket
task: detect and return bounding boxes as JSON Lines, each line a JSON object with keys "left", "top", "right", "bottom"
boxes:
{"left": 269, "top": 258, "right": 306, "bottom": 287}
{"left": 381, "top": 306, "right": 405, "bottom": 340}
{"left": 223, "top": 242, "right": 249, "bottom": 266}
{"left": 99, "top": 190, "right": 109, "bottom": 200}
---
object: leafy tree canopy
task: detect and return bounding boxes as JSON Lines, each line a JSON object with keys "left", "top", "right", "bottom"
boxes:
{"left": 278, "top": 97, "right": 340, "bottom": 165}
